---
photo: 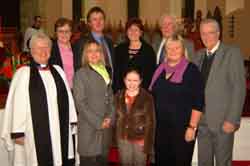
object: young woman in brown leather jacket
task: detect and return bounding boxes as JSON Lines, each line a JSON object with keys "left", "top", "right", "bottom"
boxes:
{"left": 115, "top": 67, "right": 155, "bottom": 166}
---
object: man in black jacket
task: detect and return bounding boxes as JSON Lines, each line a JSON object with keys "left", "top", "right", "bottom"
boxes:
{"left": 73, "top": 7, "right": 114, "bottom": 75}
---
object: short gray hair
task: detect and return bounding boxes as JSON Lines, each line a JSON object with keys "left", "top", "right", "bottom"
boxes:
{"left": 200, "top": 18, "right": 220, "bottom": 32}
{"left": 159, "top": 14, "right": 184, "bottom": 35}
{"left": 29, "top": 32, "right": 52, "bottom": 50}
{"left": 159, "top": 14, "right": 177, "bottom": 28}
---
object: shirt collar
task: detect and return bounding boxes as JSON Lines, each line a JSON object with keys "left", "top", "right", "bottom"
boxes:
{"left": 161, "top": 38, "right": 167, "bottom": 45}
{"left": 91, "top": 32, "right": 103, "bottom": 43}
{"left": 207, "top": 40, "right": 220, "bottom": 55}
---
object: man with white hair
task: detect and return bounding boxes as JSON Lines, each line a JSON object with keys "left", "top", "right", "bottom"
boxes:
{"left": 153, "top": 14, "right": 194, "bottom": 65}
{"left": 194, "top": 18, "right": 245, "bottom": 166}
{"left": 1, "top": 32, "right": 78, "bottom": 166}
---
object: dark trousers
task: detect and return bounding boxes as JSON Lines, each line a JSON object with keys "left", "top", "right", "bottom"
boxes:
{"left": 80, "top": 155, "right": 108, "bottom": 166}
{"left": 155, "top": 126, "right": 195, "bottom": 166}
{"left": 62, "top": 159, "right": 75, "bottom": 166}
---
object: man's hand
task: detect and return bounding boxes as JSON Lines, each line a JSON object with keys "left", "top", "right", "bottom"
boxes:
{"left": 223, "top": 121, "right": 238, "bottom": 134}
{"left": 101, "top": 118, "right": 111, "bottom": 129}
{"left": 185, "top": 128, "right": 196, "bottom": 142}
{"left": 15, "top": 137, "right": 24, "bottom": 145}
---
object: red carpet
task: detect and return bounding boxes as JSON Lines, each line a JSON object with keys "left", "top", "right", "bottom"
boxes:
{"left": 233, "top": 161, "right": 250, "bottom": 166}
{"left": 109, "top": 147, "right": 250, "bottom": 166}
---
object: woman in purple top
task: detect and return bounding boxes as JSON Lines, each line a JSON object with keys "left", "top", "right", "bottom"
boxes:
{"left": 149, "top": 34, "right": 204, "bottom": 166}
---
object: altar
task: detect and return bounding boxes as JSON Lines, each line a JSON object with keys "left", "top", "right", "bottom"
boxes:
{"left": 0, "top": 109, "right": 250, "bottom": 165}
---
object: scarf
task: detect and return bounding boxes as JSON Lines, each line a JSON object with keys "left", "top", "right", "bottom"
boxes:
{"left": 90, "top": 63, "right": 110, "bottom": 85}
{"left": 29, "top": 60, "right": 69, "bottom": 165}
{"left": 149, "top": 57, "right": 189, "bottom": 90}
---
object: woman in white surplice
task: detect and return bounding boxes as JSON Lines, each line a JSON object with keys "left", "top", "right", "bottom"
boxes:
{"left": 1, "top": 32, "right": 78, "bottom": 166}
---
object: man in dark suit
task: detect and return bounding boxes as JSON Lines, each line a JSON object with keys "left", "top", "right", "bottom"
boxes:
{"left": 194, "top": 18, "right": 246, "bottom": 166}
{"left": 73, "top": 6, "right": 114, "bottom": 75}
{"left": 152, "top": 14, "right": 194, "bottom": 65}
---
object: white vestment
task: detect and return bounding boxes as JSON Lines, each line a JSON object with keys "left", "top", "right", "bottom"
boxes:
{"left": 1, "top": 65, "right": 77, "bottom": 166}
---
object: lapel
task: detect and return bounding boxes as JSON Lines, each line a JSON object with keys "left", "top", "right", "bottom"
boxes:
{"left": 87, "top": 32, "right": 96, "bottom": 41}
{"left": 87, "top": 65, "right": 111, "bottom": 86}
{"left": 156, "top": 37, "right": 164, "bottom": 51}
{"left": 129, "top": 89, "right": 143, "bottom": 113}
{"left": 156, "top": 38, "right": 165, "bottom": 64}
{"left": 52, "top": 41, "right": 63, "bottom": 68}
{"left": 206, "top": 43, "right": 225, "bottom": 89}
{"left": 71, "top": 43, "right": 78, "bottom": 71}
{"left": 118, "top": 89, "right": 144, "bottom": 115}
{"left": 104, "top": 36, "right": 112, "bottom": 51}
{"left": 104, "top": 36, "right": 114, "bottom": 67}
{"left": 119, "top": 90, "right": 127, "bottom": 114}
{"left": 196, "top": 49, "right": 206, "bottom": 71}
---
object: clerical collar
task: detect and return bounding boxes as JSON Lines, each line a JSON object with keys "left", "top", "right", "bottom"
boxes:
{"left": 36, "top": 63, "right": 49, "bottom": 70}
{"left": 40, "top": 64, "right": 47, "bottom": 68}
{"left": 38, "top": 64, "right": 49, "bottom": 70}
{"left": 207, "top": 40, "right": 220, "bottom": 55}
{"left": 30, "top": 59, "right": 49, "bottom": 70}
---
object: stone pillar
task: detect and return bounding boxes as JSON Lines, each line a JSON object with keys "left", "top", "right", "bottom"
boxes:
{"left": 169, "top": 0, "right": 182, "bottom": 17}
{"left": 195, "top": 0, "right": 207, "bottom": 19}
{"left": 62, "top": 0, "right": 73, "bottom": 19}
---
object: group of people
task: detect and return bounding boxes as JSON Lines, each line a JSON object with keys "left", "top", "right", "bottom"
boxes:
{"left": 1, "top": 6, "right": 246, "bottom": 166}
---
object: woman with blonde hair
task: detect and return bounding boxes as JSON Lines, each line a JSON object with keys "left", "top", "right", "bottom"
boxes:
{"left": 73, "top": 40, "right": 115, "bottom": 166}
{"left": 149, "top": 34, "right": 204, "bottom": 166}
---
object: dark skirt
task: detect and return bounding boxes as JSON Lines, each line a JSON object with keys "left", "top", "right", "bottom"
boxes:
{"left": 155, "top": 124, "right": 195, "bottom": 166}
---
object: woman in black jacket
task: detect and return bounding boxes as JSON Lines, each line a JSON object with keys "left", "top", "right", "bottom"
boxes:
{"left": 49, "top": 17, "right": 79, "bottom": 88}
{"left": 114, "top": 18, "right": 156, "bottom": 92}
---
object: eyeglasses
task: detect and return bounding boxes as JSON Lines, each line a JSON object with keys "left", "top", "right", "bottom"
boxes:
{"left": 57, "top": 30, "right": 71, "bottom": 34}
{"left": 201, "top": 31, "right": 218, "bottom": 36}
{"left": 32, "top": 46, "right": 50, "bottom": 51}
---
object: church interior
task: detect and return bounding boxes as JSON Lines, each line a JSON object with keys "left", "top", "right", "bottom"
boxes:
{"left": 0, "top": 0, "right": 250, "bottom": 165}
